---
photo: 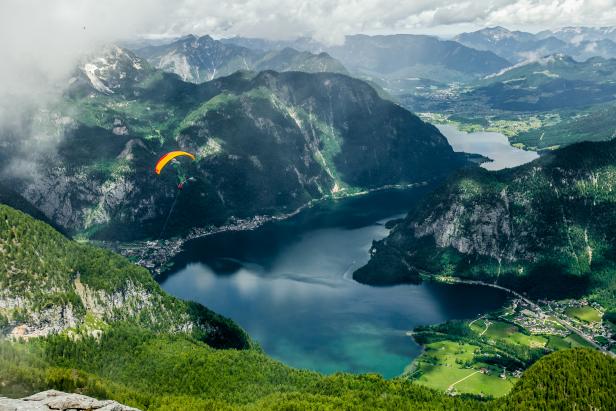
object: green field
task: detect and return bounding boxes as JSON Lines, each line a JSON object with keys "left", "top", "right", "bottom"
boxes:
{"left": 565, "top": 333, "right": 595, "bottom": 348}
{"left": 411, "top": 341, "right": 518, "bottom": 397}
{"left": 565, "top": 306, "right": 602, "bottom": 323}
{"left": 455, "top": 369, "right": 517, "bottom": 397}
{"left": 471, "top": 320, "right": 547, "bottom": 348}
{"left": 547, "top": 336, "right": 573, "bottom": 350}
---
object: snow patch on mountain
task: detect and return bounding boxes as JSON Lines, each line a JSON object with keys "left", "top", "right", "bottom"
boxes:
{"left": 83, "top": 63, "right": 114, "bottom": 94}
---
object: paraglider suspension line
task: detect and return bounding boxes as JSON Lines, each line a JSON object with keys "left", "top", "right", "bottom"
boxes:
{"left": 159, "top": 190, "right": 181, "bottom": 238}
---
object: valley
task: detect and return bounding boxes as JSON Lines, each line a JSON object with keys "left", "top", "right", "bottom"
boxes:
{"left": 1, "top": 4, "right": 616, "bottom": 408}
{"left": 158, "top": 188, "right": 510, "bottom": 378}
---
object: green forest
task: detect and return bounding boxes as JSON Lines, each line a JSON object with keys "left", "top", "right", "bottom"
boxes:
{"left": 0, "top": 203, "right": 614, "bottom": 409}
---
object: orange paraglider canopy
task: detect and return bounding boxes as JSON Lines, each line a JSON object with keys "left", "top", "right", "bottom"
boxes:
{"left": 155, "top": 151, "right": 196, "bottom": 174}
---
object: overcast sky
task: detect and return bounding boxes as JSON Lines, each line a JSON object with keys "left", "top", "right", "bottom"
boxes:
{"left": 1, "top": 0, "right": 616, "bottom": 175}
{"left": 4, "top": 1, "right": 616, "bottom": 47}
{"left": 2, "top": 0, "right": 616, "bottom": 117}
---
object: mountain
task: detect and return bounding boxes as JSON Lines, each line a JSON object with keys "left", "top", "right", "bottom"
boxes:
{"left": 221, "top": 36, "right": 323, "bottom": 52}
{"left": 455, "top": 27, "right": 567, "bottom": 63}
{"left": 0, "top": 204, "right": 614, "bottom": 410}
{"left": 325, "top": 34, "right": 510, "bottom": 82}
{"left": 0, "top": 183, "right": 64, "bottom": 233}
{"left": 223, "top": 34, "right": 511, "bottom": 90}
{"left": 456, "top": 26, "right": 616, "bottom": 63}
{"left": 253, "top": 47, "right": 347, "bottom": 75}
{"left": 470, "top": 54, "right": 616, "bottom": 110}
{"left": 509, "top": 101, "right": 616, "bottom": 151}
{"left": 498, "top": 348, "right": 616, "bottom": 409}
{"left": 356, "top": 138, "right": 616, "bottom": 313}
{"left": 538, "top": 26, "right": 616, "bottom": 44}
{"left": 0, "top": 203, "right": 248, "bottom": 348}
{"left": 136, "top": 35, "right": 347, "bottom": 83}
{"left": 2, "top": 46, "right": 468, "bottom": 241}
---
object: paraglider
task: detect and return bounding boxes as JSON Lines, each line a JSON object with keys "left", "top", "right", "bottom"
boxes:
{"left": 155, "top": 150, "right": 196, "bottom": 175}
{"left": 155, "top": 150, "right": 196, "bottom": 238}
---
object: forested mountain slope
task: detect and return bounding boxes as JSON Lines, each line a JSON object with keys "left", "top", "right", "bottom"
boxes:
{"left": 0, "top": 204, "right": 248, "bottom": 348}
{"left": 0, "top": 203, "right": 614, "bottom": 410}
{"left": 356, "top": 138, "right": 616, "bottom": 313}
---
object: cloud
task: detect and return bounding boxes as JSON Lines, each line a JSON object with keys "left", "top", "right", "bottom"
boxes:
{"left": 2, "top": 0, "right": 616, "bottom": 103}
{"left": 0, "top": 0, "right": 174, "bottom": 179}
{"left": 131, "top": 0, "right": 616, "bottom": 41}
{"left": 1, "top": 0, "right": 616, "bottom": 177}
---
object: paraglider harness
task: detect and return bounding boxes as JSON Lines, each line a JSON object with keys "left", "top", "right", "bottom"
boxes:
{"left": 177, "top": 176, "right": 196, "bottom": 190}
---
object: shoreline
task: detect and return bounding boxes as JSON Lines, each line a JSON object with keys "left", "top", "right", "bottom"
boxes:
{"left": 96, "top": 181, "right": 430, "bottom": 278}
{"left": 421, "top": 274, "right": 613, "bottom": 356}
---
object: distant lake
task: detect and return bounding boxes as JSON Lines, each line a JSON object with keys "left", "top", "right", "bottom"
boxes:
{"left": 161, "top": 189, "right": 508, "bottom": 378}
{"left": 437, "top": 124, "right": 539, "bottom": 170}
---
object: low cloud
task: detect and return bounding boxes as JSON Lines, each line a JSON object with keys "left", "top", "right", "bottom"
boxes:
{"left": 1, "top": 0, "right": 616, "bottom": 179}
{"left": 3, "top": 0, "right": 616, "bottom": 103}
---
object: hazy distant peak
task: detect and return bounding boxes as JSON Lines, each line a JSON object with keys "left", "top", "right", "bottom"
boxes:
{"left": 77, "top": 45, "right": 151, "bottom": 94}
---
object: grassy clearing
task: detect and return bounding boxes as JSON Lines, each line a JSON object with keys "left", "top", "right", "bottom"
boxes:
{"left": 411, "top": 341, "right": 518, "bottom": 397}
{"left": 455, "top": 370, "right": 516, "bottom": 398}
{"left": 472, "top": 320, "right": 547, "bottom": 348}
{"left": 565, "top": 306, "right": 602, "bottom": 323}
{"left": 483, "top": 321, "right": 517, "bottom": 339}
{"left": 565, "top": 333, "right": 595, "bottom": 348}
{"left": 546, "top": 336, "right": 572, "bottom": 350}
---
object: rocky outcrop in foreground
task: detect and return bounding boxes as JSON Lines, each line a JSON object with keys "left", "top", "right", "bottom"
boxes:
{"left": 0, "top": 390, "right": 139, "bottom": 411}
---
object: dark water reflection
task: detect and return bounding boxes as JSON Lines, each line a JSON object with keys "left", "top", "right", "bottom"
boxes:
{"left": 161, "top": 189, "right": 508, "bottom": 377}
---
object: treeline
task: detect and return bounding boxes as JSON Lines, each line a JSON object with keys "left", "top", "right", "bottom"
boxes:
{"left": 498, "top": 348, "right": 616, "bottom": 410}
{"left": 2, "top": 329, "right": 613, "bottom": 410}
{"left": 1, "top": 326, "right": 486, "bottom": 410}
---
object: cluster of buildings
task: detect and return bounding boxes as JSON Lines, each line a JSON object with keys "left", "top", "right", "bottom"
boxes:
{"left": 544, "top": 299, "right": 613, "bottom": 349}
{"left": 507, "top": 299, "right": 568, "bottom": 336}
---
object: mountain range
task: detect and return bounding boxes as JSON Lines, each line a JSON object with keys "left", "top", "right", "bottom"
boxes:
{"left": 136, "top": 34, "right": 348, "bottom": 83}
{"left": 456, "top": 26, "right": 616, "bottom": 63}
{"left": 223, "top": 34, "right": 511, "bottom": 88}
{"left": 2, "top": 45, "right": 468, "bottom": 241}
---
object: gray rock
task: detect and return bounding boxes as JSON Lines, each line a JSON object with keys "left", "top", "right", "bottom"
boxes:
{"left": 0, "top": 390, "right": 140, "bottom": 411}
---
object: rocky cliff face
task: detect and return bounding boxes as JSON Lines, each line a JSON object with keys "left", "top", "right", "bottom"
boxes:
{"left": 4, "top": 48, "right": 468, "bottom": 241}
{"left": 0, "top": 390, "right": 139, "bottom": 411}
{"left": 409, "top": 183, "right": 532, "bottom": 262}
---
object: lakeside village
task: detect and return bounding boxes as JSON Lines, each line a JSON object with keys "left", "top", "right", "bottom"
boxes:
{"left": 431, "top": 296, "right": 613, "bottom": 398}
{"left": 432, "top": 275, "right": 614, "bottom": 352}
{"left": 410, "top": 275, "right": 616, "bottom": 397}
{"left": 508, "top": 297, "right": 613, "bottom": 349}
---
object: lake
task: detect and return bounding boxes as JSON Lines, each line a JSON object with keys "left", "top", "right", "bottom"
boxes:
{"left": 437, "top": 124, "right": 539, "bottom": 170}
{"left": 161, "top": 189, "right": 509, "bottom": 378}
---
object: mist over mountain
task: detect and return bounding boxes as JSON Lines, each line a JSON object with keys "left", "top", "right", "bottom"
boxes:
{"left": 2, "top": 45, "right": 468, "bottom": 241}
{"left": 456, "top": 26, "right": 616, "bottom": 63}
{"left": 136, "top": 34, "right": 347, "bottom": 83}
{"left": 538, "top": 26, "right": 616, "bottom": 44}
